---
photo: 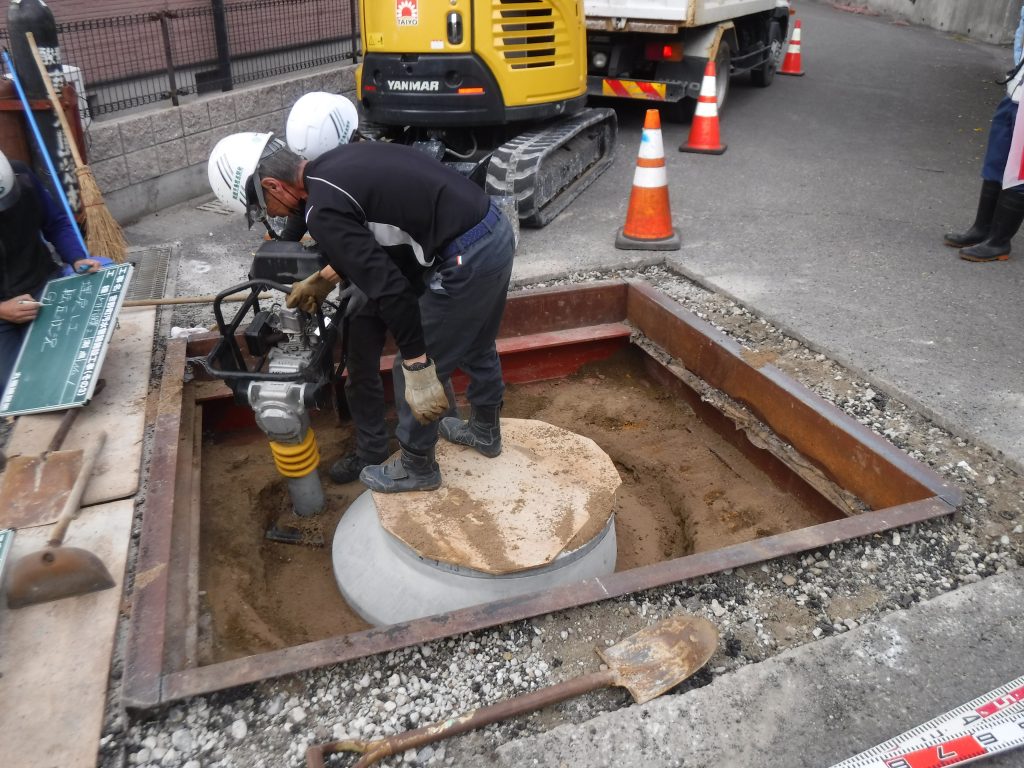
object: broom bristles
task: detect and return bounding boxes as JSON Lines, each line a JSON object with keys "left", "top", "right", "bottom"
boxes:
{"left": 76, "top": 165, "right": 128, "bottom": 263}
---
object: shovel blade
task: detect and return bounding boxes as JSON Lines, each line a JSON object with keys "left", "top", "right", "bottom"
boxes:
{"left": 598, "top": 614, "right": 719, "bottom": 704}
{"left": 0, "top": 450, "right": 84, "bottom": 529}
{"left": 5, "top": 546, "right": 116, "bottom": 608}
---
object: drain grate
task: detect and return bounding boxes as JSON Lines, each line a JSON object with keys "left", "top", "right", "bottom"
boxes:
{"left": 196, "top": 200, "right": 236, "bottom": 216}
{"left": 123, "top": 247, "right": 171, "bottom": 302}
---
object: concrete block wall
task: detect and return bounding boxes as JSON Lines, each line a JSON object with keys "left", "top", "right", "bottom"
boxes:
{"left": 87, "top": 64, "right": 357, "bottom": 224}
{"left": 857, "top": 0, "right": 1021, "bottom": 44}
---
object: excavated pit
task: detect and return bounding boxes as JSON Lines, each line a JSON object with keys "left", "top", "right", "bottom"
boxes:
{"left": 199, "top": 349, "right": 838, "bottom": 663}
{"left": 123, "top": 280, "right": 958, "bottom": 710}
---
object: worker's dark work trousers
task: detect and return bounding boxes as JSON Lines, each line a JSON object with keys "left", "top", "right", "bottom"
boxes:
{"left": 983, "top": 95, "right": 1024, "bottom": 189}
{"left": 394, "top": 204, "right": 515, "bottom": 454}
{"left": 343, "top": 302, "right": 390, "bottom": 462}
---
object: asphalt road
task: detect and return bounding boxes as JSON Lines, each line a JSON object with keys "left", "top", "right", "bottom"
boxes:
{"left": 514, "top": 0, "right": 1024, "bottom": 472}
{"left": 127, "top": 0, "right": 1022, "bottom": 469}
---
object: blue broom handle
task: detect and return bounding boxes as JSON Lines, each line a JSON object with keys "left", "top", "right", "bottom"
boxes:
{"left": 2, "top": 49, "right": 90, "bottom": 257}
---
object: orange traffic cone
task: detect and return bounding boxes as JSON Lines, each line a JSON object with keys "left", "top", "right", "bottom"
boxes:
{"left": 779, "top": 19, "right": 805, "bottom": 76}
{"left": 616, "top": 109, "right": 680, "bottom": 251}
{"left": 679, "top": 61, "right": 726, "bottom": 155}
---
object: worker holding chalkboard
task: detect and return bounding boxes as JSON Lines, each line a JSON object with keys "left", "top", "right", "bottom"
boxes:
{"left": 0, "top": 150, "right": 108, "bottom": 397}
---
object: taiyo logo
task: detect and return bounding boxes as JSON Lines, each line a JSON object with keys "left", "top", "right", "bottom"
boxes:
{"left": 396, "top": 0, "right": 418, "bottom": 26}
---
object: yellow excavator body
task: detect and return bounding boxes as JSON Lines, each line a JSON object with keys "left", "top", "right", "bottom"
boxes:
{"left": 356, "top": 0, "right": 616, "bottom": 227}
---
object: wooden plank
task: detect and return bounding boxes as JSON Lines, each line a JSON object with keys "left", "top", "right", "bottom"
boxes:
{"left": 5, "top": 307, "right": 157, "bottom": 506}
{"left": 0, "top": 498, "right": 133, "bottom": 768}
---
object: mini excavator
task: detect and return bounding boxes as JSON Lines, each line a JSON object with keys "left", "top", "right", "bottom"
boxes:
{"left": 356, "top": 0, "right": 617, "bottom": 227}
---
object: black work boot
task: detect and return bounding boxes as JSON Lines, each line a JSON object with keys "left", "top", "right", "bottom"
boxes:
{"left": 439, "top": 404, "right": 502, "bottom": 458}
{"left": 328, "top": 451, "right": 389, "bottom": 484}
{"left": 959, "top": 188, "right": 1024, "bottom": 262}
{"left": 944, "top": 180, "right": 1001, "bottom": 247}
{"left": 359, "top": 446, "right": 442, "bottom": 493}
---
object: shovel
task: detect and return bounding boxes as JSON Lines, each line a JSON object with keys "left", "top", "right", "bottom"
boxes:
{"left": 5, "top": 431, "right": 115, "bottom": 609}
{"left": 305, "top": 613, "right": 718, "bottom": 768}
{"left": 0, "top": 380, "right": 105, "bottom": 530}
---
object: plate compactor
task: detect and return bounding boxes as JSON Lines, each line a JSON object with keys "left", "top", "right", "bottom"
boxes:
{"left": 357, "top": 0, "right": 617, "bottom": 227}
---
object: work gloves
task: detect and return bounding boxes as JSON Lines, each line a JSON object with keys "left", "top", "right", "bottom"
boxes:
{"left": 286, "top": 272, "right": 335, "bottom": 313}
{"left": 403, "top": 359, "right": 449, "bottom": 425}
{"left": 337, "top": 282, "right": 369, "bottom": 318}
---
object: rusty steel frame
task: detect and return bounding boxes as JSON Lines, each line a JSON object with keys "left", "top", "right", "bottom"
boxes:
{"left": 122, "top": 280, "right": 960, "bottom": 711}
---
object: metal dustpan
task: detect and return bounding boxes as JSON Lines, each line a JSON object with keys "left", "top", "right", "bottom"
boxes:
{"left": 306, "top": 613, "right": 719, "bottom": 767}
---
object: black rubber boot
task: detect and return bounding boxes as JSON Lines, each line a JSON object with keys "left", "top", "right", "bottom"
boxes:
{"left": 959, "top": 188, "right": 1024, "bottom": 262}
{"left": 328, "top": 451, "right": 389, "bottom": 484}
{"left": 439, "top": 404, "right": 502, "bottom": 458}
{"left": 359, "top": 446, "right": 442, "bottom": 493}
{"left": 944, "top": 180, "right": 1001, "bottom": 247}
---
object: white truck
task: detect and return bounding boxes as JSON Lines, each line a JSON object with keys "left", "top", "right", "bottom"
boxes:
{"left": 584, "top": 0, "right": 792, "bottom": 115}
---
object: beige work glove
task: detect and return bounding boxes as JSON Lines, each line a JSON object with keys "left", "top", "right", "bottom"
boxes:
{"left": 286, "top": 272, "right": 334, "bottom": 313}
{"left": 403, "top": 359, "right": 449, "bottom": 425}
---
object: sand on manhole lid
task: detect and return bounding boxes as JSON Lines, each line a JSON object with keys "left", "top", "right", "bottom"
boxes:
{"left": 373, "top": 418, "right": 621, "bottom": 575}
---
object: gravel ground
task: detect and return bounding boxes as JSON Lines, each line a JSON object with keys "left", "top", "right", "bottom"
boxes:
{"left": 95, "top": 265, "right": 1022, "bottom": 768}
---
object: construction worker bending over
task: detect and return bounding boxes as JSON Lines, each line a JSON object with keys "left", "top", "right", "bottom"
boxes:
{"left": 275, "top": 93, "right": 396, "bottom": 485}
{"left": 208, "top": 134, "right": 515, "bottom": 493}
{"left": 0, "top": 150, "right": 108, "bottom": 396}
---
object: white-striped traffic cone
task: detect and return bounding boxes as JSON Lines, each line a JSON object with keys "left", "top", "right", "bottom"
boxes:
{"left": 616, "top": 109, "right": 680, "bottom": 251}
{"left": 679, "top": 61, "right": 726, "bottom": 155}
{"left": 780, "top": 19, "right": 805, "bottom": 76}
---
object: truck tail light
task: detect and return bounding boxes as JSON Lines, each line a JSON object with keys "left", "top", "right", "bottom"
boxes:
{"left": 644, "top": 41, "right": 683, "bottom": 62}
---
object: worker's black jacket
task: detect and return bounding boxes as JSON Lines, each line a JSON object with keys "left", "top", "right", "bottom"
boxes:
{"left": 302, "top": 142, "right": 489, "bottom": 360}
{"left": 0, "top": 161, "right": 83, "bottom": 300}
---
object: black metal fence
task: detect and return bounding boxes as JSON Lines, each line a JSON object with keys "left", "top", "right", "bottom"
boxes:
{"left": 0, "top": 0, "right": 360, "bottom": 119}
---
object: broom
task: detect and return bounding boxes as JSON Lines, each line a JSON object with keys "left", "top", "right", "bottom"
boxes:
{"left": 25, "top": 32, "right": 128, "bottom": 262}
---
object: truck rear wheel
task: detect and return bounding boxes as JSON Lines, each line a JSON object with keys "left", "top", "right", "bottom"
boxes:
{"left": 751, "top": 20, "right": 782, "bottom": 88}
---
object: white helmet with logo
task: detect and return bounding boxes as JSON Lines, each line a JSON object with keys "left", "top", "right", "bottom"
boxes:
{"left": 0, "top": 150, "right": 21, "bottom": 213}
{"left": 208, "top": 131, "right": 274, "bottom": 214}
{"left": 286, "top": 92, "right": 358, "bottom": 160}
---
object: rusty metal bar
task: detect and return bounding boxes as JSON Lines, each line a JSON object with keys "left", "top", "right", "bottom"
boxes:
{"left": 122, "top": 339, "right": 188, "bottom": 709}
{"left": 161, "top": 497, "right": 953, "bottom": 703}
{"left": 624, "top": 280, "right": 961, "bottom": 510}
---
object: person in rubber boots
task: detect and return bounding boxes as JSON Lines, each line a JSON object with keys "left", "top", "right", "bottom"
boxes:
{"left": 945, "top": 3, "right": 1024, "bottom": 262}
{"left": 207, "top": 133, "right": 515, "bottom": 493}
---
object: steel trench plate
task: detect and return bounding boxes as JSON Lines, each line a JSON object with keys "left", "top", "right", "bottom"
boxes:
{"left": 122, "top": 279, "right": 959, "bottom": 710}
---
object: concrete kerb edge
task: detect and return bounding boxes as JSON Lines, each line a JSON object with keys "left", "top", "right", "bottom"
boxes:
{"left": 660, "top": 257, "right": 1024, "bottom": 479}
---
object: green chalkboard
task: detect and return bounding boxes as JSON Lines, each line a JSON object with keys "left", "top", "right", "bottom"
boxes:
{"left": 0, "top": 263, "right": 134, "bottom": 416}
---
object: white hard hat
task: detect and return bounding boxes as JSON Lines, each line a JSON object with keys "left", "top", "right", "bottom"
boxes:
{"left": 207, "top": 131, "right": 287, "bottom": 227}
{"left": 0, "top": 150, "right": 21, "bottom": 213}
{"left": 286, "top": 92, "right": 358, "bottom": 160}
{"left": 208, "top": 131, "right": 274, "bottom": 214}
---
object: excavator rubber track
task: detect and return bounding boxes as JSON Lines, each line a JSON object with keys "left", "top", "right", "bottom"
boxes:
{"left": 485, "top": 107, "right": 618, "bottom": 228}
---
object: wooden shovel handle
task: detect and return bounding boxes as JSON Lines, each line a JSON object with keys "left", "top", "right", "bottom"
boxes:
{"left": 48, "top": 431, "right": 106, "bottom": 547}
{"left": 45, "top": 380, "right": 105, "bottom": 454}
{"left": 25, "top": 32, "right": 85, "bottom": 169}
{"left": 307, "top": 669, "right": 617, "bottom": 768}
